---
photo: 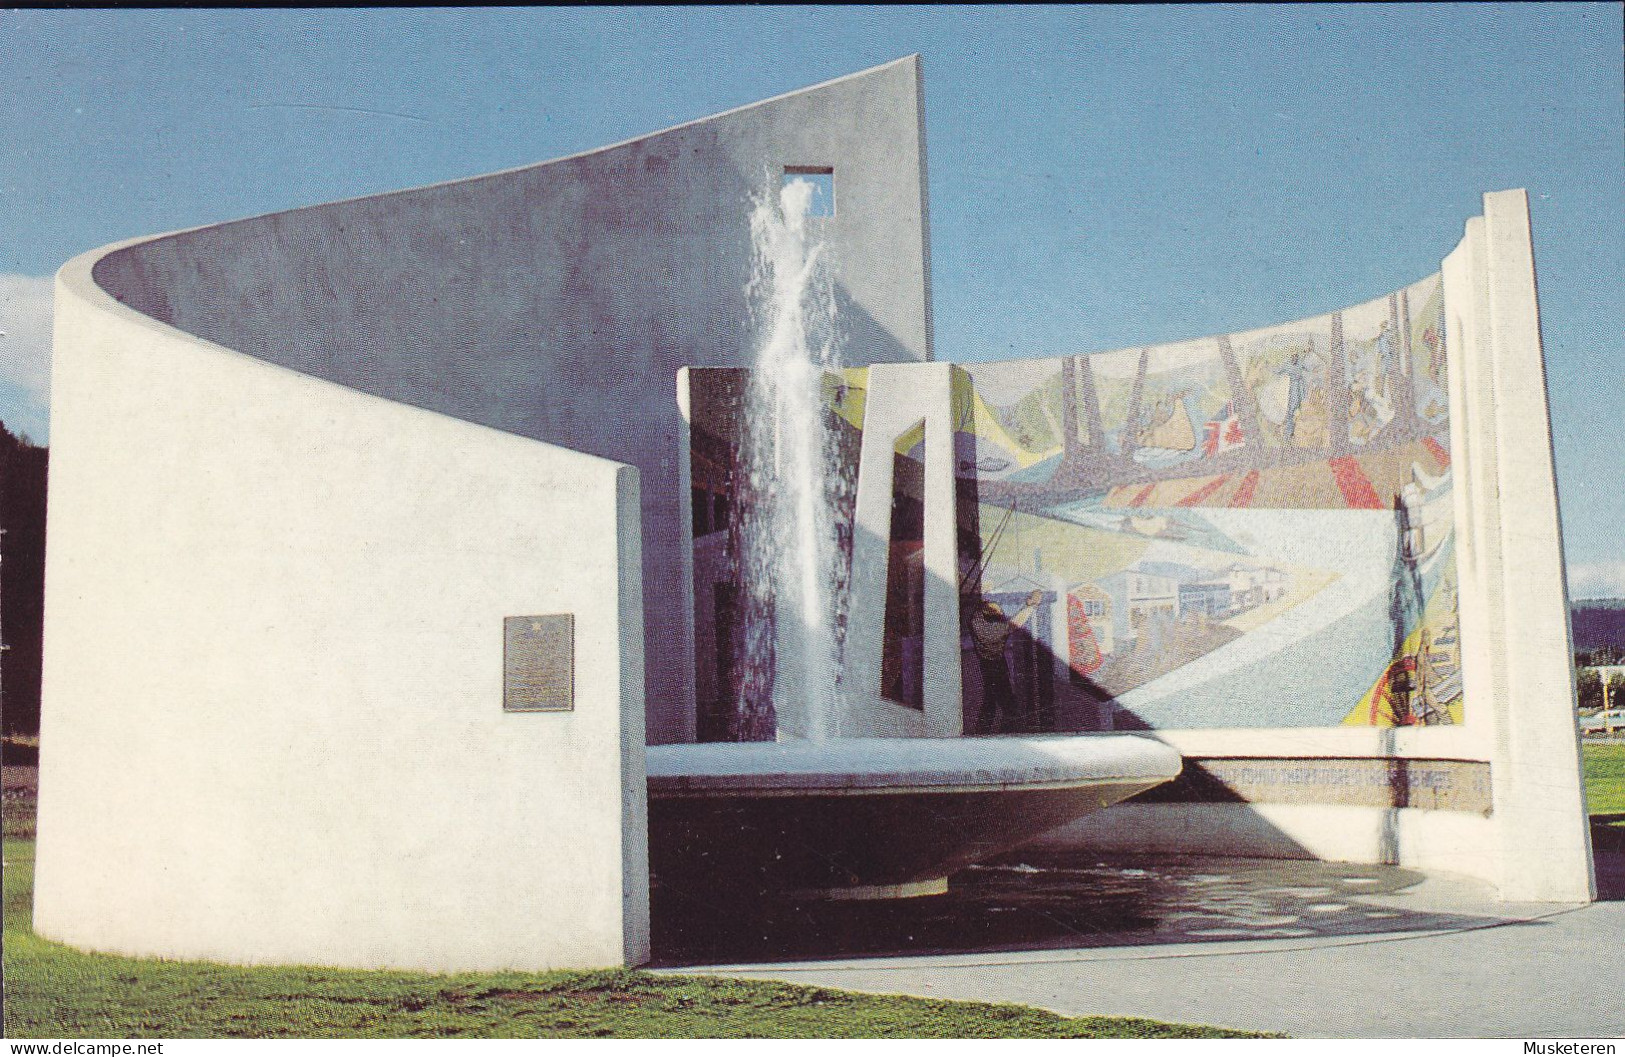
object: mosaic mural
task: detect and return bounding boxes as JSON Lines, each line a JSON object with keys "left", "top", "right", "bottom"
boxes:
{"left": 953, "top": 274, "right": 1460, "bottom": 731}
{"left": 689, "top": 274, "right": 1461, "bottom": 736}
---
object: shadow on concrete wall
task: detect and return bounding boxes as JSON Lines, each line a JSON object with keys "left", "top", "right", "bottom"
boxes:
{"left": 702, "top": 502, "right": 1375, "bottom": 869}
{"left": 87, "top": 90, "right": 932, "bottom": 747}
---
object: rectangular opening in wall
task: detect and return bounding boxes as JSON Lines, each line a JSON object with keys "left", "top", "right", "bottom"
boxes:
{"left": 783, "top": 166, "right": 835, "bottom": 218}
{"left": 882, "top": 419, "right": 926, "bottom": 710}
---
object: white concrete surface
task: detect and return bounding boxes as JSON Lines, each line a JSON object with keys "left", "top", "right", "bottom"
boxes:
{"left": 1437, "top": 190, "right": 1594, "bottom": 902}
{"left": 35, "top": 253, "right": 650, "bottom": 971}
{"left": 1479, "top": 190, "right": 1594, "bottom": 901}
{"left": 1035, "top": 803, "right": 1498, "bottom": 883}
{"left": 671, "top": 896, "right": 1625, "bottom": 1038}
{"left": 33, "top": 55, "right": 941, "bottom": 972}
{"left": 1041, "top": 726, "right": 1502, "bottom": 885}
{"left": 1025, "top": 192, "right": 1593, "bottom": 903}
{"left": 1149, "top": 724, "right": 1493, "bottom": 760}
{"left": 647, "top": 734, "right": 1182, "bottom": 795}
{"left": 842, "top": 362, "right": 963, "bottom": 738}
{"left": 87, "top": 56, "right": 934, "bottom": 746}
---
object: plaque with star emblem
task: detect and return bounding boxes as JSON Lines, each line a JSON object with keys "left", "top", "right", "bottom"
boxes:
{"left": 503, "top": 614, "right": 574, "bottom": 712}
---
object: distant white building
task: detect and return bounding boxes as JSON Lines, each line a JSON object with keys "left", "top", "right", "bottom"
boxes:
{"left": 1223, "top": 563, "right": 1289, "bottom": 609}
{"left": 1097, "top": 566, "right": 1182, "bottom": 647}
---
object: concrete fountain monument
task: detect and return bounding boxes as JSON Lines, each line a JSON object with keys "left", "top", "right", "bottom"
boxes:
{"left": 649, "top": 174, "right": 1180, "bottom": 902}
{"left": 34, "top": 56, "right": 1590, "bottom": 973}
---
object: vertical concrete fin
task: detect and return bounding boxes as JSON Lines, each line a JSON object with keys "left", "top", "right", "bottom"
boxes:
{"left": 844, "top": 362, "right": 961, "bottom": 737}
{"left": 615, "top": 462, "right": 652, "bottom": 964}
{"left": 921, "top": 365, "right": 964, "bottom": 735}
{"left": 1441, "top": 217, "right": 1501, "bottom": 772}
{"left": 1477, "top": 189, "right": 1595, "bottom": 902}
{"left": 912, "top": 53, "right": 936, "bottom": 362}
{"left": 672, "top": 368, "right": 698, "bottom": 745}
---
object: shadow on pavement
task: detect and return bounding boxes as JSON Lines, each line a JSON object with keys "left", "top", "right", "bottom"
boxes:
{"left": 650, "top": 850, "right": 1523, "bottom": 968}
{"left": 1591, "top": 816, "right": 1625, "bottom": 901}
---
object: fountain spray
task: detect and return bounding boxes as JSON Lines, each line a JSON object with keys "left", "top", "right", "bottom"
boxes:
{"left": 734, "top": 176, "right": 848, "bottom": 741}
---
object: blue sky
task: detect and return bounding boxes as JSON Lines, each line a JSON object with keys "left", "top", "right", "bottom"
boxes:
{"left": 0, "top": 5, "right": 1620, "bottom": 592}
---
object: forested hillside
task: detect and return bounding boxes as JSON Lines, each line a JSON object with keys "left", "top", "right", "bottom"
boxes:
{"left": 1, "top": 420, "right": 47, "bottom": 738}
{"left": 1575, "top": 600, "right": 1625, "bottom": 655}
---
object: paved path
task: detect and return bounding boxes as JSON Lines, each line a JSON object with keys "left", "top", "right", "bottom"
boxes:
{"left": 658, "top": 850, "right": 1625, "bottom": 1038}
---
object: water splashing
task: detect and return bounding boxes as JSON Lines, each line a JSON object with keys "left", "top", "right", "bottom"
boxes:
{"left": 732, "top": 177, "right": 848, "bottom": 741}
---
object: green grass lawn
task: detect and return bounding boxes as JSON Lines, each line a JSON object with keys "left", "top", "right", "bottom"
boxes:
{"left": 1583, "top": 743, "right": 1625, "bottom": 857}
{"left": 1, "top": 839, "right": 1260, "bottom": 1039}
{"left": 1583, "top": 742, "right": 1625, "bottom": 815}
{"left": 9, "top": 744, "right": 1621, "bottom": 1039}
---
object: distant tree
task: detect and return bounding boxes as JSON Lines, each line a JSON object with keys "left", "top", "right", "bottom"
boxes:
{"left": 1578, "top": 666, "right": 1605, "bottom": 712}
{"left": 1577, "top": 644, "right": 1625, "bottom": 668}
{"left": 1609, "top": 673, "right": 1625, "bottom": 712}
{"left": 1, "top": 420, "right": 48, "bottom": 738}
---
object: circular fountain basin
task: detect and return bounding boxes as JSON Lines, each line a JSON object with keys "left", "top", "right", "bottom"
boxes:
{"left": 646, "top": 734, "right": 1182, "bottom": 901}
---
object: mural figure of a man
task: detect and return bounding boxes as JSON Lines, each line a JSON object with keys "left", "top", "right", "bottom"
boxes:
{"left": 1278, "top": 352, "right": 1312, "bottom": 441}
{"left": 970, "top": 590, "right": 1044, "bottom": 734}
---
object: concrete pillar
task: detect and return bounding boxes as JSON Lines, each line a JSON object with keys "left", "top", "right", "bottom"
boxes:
{"left": 1445, "top": 190, "right": 1594, "bottom": 902}
{"left": 843, "top": 362, "right": 963, "bottom": 737}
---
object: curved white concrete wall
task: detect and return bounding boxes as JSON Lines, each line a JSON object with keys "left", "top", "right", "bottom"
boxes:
{"left": 35, "top": 250, "right": 649, "bottom": 970}
{"left": 1031, "top": 192, "right": 1592, "bottom": 901}
{"left": 87, "top": 56, "right": 933, "bottom": 745}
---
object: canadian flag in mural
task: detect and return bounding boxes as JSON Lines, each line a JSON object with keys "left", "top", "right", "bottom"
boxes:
{"left": 1202, "top": 402, "right": 1245, "bottom": 458}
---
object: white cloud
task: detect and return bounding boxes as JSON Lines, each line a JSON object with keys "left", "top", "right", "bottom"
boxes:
{"left": 0, "top": 273, "right": 54, "bottom": 443}
{"left": 1570, "top": 561, "right": 1625, "bottom": 601}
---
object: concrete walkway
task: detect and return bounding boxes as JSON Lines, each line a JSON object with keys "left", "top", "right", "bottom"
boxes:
{"left": 657, "top": 849, "right": 1625, "bottom": 1038}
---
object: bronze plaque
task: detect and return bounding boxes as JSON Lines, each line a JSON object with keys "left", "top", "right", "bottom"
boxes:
{"left": 504, "top": 614, "right": 574, "bottom": 712}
